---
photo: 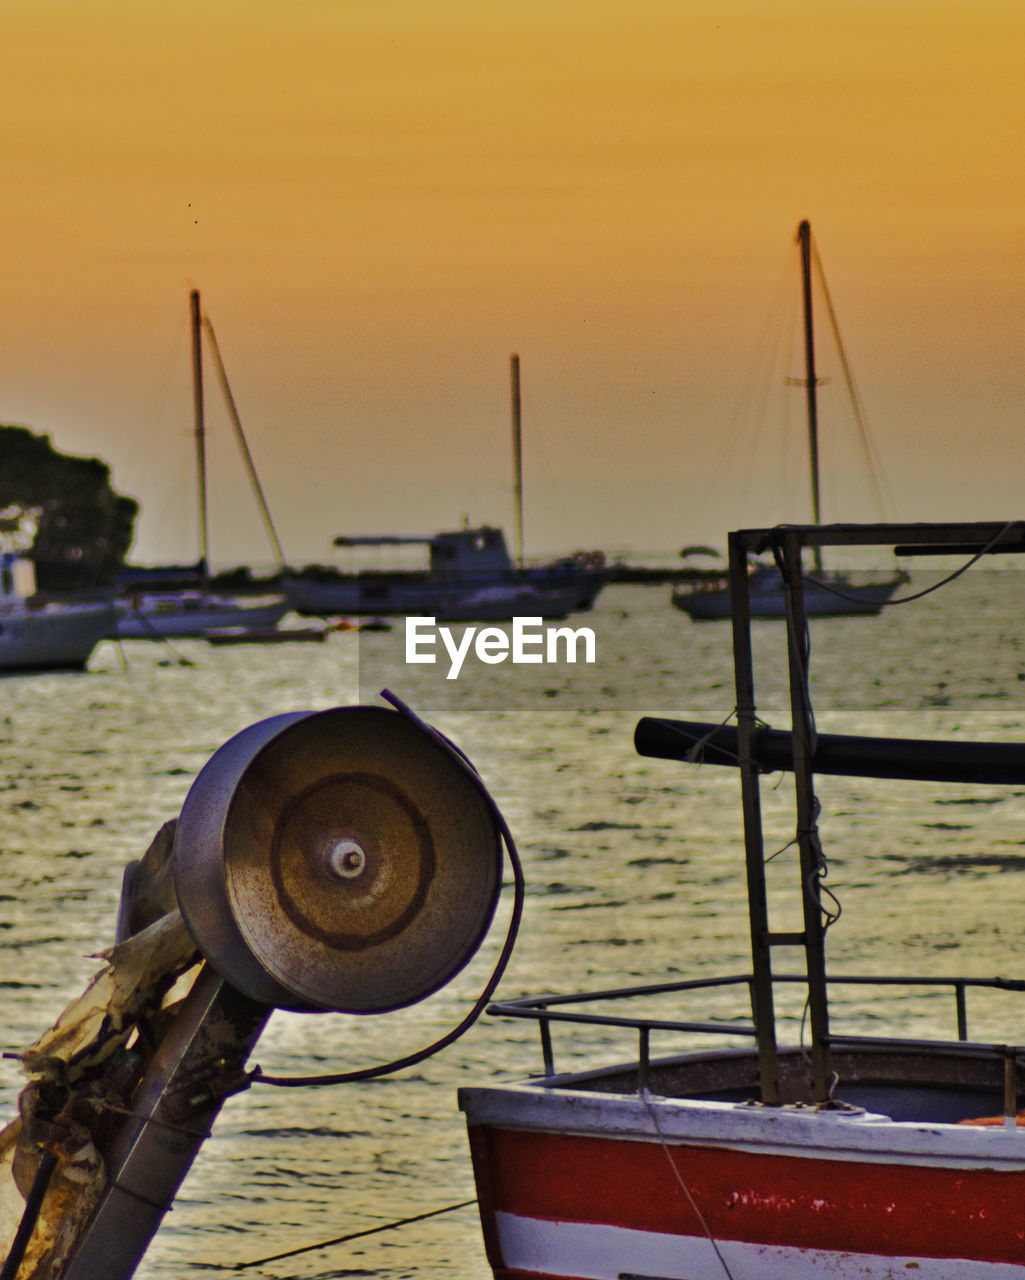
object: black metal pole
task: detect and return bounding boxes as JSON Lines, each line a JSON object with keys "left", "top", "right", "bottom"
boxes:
{"left": 781, "top": 529, "right": 832, "bottom": 1103}
{"left": 634, "top": 719, "right": 1025, "bottom": 785}
{"left": 190, "top": 289, "right": 209, "bottom": 580}
{"left": 797, "top": 220, "right": 823, "bottom": 572}
{"left": 728, "top": 530, "right": 780, "bottom": 1104}
{"left": 510, "top": 353, "right": 523, "bottom": 570}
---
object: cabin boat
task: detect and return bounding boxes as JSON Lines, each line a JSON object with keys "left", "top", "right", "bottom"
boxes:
{"left": 0, "top": 553, "right": 115, "bottom": 672}
{"left": 460, "top": 519, "right": 1025, "bottom": 1280}
{"left": 282, "top": 525, "right": 607, "bottom": 620}
{"left": 285, "top": 353, "right": 607, "bottom": 622}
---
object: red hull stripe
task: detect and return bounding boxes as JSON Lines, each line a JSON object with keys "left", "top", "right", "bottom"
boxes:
{"left": 469, "top": 1125, "right": 1025, "bottom": 1264}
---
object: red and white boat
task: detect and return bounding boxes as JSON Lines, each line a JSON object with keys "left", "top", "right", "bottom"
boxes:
{"left": 460, "top": 520, "right": 1025, "bottom": 1280}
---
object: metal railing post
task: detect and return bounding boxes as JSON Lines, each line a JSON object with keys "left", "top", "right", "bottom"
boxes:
{"left": 781, "top": 530, "right": 832, "bottom": 1103}
{"left": 729, "top": 532, "right": 780, "bottom": 1104}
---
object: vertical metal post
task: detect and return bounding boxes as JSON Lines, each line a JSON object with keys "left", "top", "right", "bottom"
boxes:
{"left": 797, "top": 221, "right": 823, "bottom": 574}
{"left": 538, "top": 1009, "right": 555, "bottom": 1078}
{"left": 781, "top": 530, "right": 832, "bottom": 1102}
{"left": 510, "top": 353, "right": 524, "bottom": 570}
{"left": 955, "top": 983, "right": 968, "bottom": 1041}
{"left": 1003, "top": 1052, "right": 1018, "bottom": 1124}
{"left": 728, "top": 532, "right": 780, "bottom": 1104}
{"left": 190, "top": 289, "right": 209, "bottom": 579}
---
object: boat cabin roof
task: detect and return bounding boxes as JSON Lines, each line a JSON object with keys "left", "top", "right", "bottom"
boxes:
{"left": 332, "top": 526, "right": 513, "bottom": 576}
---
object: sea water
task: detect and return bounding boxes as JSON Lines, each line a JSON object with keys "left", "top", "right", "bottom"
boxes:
{"left": 2, "top": 574, "right": 1024, "bottom": 1278}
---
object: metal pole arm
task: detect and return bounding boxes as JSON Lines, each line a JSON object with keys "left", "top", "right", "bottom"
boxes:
{"left": 61, "top": 965, "right": 269, "bottom": 1280}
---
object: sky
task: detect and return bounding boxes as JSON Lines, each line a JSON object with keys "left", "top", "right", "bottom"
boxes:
{"left": 2, "top": 0, "right": 1023, "bottom": 570}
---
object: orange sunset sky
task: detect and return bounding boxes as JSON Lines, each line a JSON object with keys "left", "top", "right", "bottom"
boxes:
{"left": 2, "top": 1, "right": 1023, "bottom": 569}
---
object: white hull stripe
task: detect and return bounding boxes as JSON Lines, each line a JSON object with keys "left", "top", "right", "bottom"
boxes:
{"left": 495, "top": 1212, "right": 1025, "bottom": 1280}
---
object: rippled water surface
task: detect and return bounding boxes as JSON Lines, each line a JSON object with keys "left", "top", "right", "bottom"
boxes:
{"left": 2, "top": 574, "right": 1024, "bottom": 1277}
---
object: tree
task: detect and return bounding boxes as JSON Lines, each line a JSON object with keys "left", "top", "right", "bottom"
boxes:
{"left": 0, "top": 425, "right": 138, "bottom": 591}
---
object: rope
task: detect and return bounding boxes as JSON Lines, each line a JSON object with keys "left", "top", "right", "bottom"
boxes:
{"left": 684, "top": 707, "right": 741, "bottom": 765}
{"left": 195, "top": 1198, "right": 478, "bottom": 1271}
{"left": 765, "top": 835, "right": 797, "bottom": 864}
{"left": 641, "top": 1093, "right": 736, "bottom": 1280}
{"left": 801, "top": 796, "right": 842, "bottom": 933}
{"left": 772, "top": 548, "right": 845, "bottom": 931}
{"left": 656, "top": 708, "right": 743, "bottom": 766}
{"left": 772, "top": 517, "right": 1022, "bottom": 936}
{"left": 875, "top": 520, "right": 1021, "bottom": 606}
{"left": 773, "top": 544, "right": 818, "bottom": 753}
{"left": 126, "top": 604, "right": 196, "bottom": 666}
{"left": 795, "top": 519, "right": 1022, "bottom": 609}
{"left": 653, "top": 708, "right": 777, "bottom": 772}
{"left": 251, "top": 689, "right": 524, "bottom": 1087}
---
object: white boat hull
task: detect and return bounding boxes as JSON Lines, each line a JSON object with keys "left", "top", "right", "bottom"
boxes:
{"left": 114, "top": 596, "right": 289, "bottom": 640}
{"left": 673, "top": 572, "right": 905, "bottom": 620}
{"left": 0, "top": 601, "right": 116, "bottom": 672}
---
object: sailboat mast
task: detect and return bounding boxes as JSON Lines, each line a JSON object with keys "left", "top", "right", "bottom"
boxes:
{"left": 190, "top": 289, "right": 210, "bottom": 579}
{"left": 797, "top": 220, "right": 823, "bottom": 572}
{"left": 510, "top": 352, "right": 524, "bottom": 570}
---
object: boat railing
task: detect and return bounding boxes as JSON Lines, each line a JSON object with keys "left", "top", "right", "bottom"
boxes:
{"left": 488, "top": 971, "right": 1025, "bottom": 1088}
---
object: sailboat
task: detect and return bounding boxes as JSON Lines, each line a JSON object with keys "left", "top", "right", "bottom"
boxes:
{"left": 114, "top": 292, "right": 289, "bottom": 640}
{"left": 0, "top": 553, "right": 116, "bottom": 672}
{"left": 672, "top": 221, "right": 907, "bottom": 621}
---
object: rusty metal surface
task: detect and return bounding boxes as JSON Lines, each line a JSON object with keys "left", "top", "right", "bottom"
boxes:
{"left": 174, "top": 706, "right": 501, "bottom": 1013}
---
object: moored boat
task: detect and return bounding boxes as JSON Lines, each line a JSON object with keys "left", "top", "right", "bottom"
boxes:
{"left": 116, "top": 290, "right": 289, "bottom": 640}
{"left": 283, "top": 526, "right": 606, "bottom": 618}
{"left": 282, "top": 351, "right": 607, "bottom": 621}
{"left": 460, "top": 519, "right": 1025, "bottom": 1280}
{"left": 202, "top": 623, "right": 329, "bottom": 645}
{"left": 113, "top": 588, "right": 288, "bottom": 640}
{"left": 0, "top": 553, "right": 115, "bottom": 673}
{"left": 673, "top": 221, "right": 906, "bottom": 621}
{"left": 673, "top": 559, "right": 905, "bottom": 620}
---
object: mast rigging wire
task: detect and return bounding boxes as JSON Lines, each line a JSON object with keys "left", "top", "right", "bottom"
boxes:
{"left": 809, "top": 235, "right": 897, "bottom": 521}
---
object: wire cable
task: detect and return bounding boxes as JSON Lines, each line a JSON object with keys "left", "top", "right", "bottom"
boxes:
{"left": 251, "top": 689, "right": 524, "bottom": 1087}
{"left": 195, "top": 1198, "right": 478, "bottom": 1271}
{"left": 642, "top": 1094, "right": 736, "bottom": 1280}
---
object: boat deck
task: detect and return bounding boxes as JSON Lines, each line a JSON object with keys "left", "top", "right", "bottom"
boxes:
{"left": 537, "top": 1043, "right": 1019, "bottom": 1125}
{"left": 485, "top": 967, "right": 1025, "bottom": 1127}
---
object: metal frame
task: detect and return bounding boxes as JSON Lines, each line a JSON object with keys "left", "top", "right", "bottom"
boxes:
{"left": 729, "top": 521, "right": 1025, "bottom": 1103}
{"left": 490, "top": 520, "right": 1025, "bottom": 1107}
